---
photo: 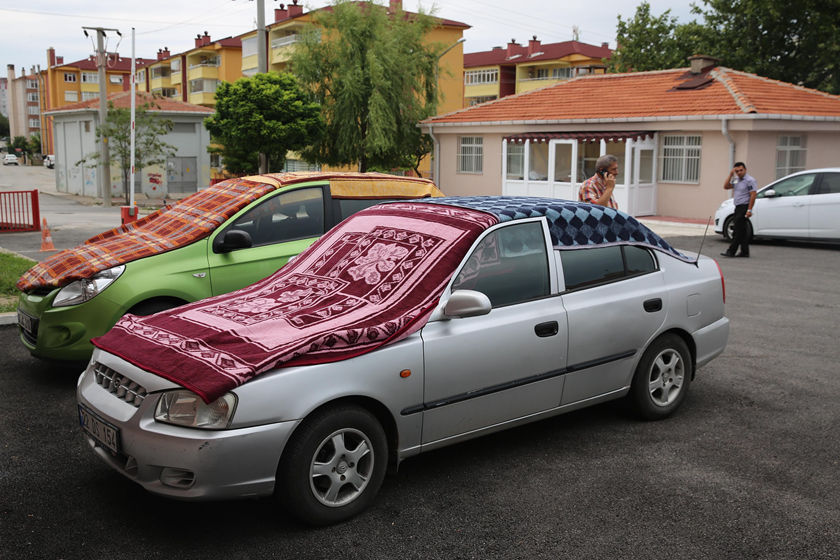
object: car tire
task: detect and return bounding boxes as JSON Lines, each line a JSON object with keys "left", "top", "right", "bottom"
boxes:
{"left": 630, "top": 334, "right": 692, "bottom": 420}
{"left": 722, "top": 215, "right": 735, "bottom": 241}
{"left": 277, "top": 405, "right": 387, "bottom": 526}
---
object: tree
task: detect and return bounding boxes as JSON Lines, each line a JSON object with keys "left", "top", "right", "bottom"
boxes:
{"left": 290, "top": 0, "right": 441, "bottom": 173}
{"left": 11, "top": 136, "right": 29, "bottom": 162}
{"left": 0, "top": 113, "right": 9, "bottom": 139}
{"left": 694, "top": 0, "right": 840, "bottom": 94}
{"left": 610, "top": 2, "right": 708, "bottom": 72}
{"left": 27, "top": 132, "right": 41, "bottom": 158}
{"left": 611, "top": 0, "right": 840, "bottom": 94}
{"left": 79, "top": 100, "right": 177, "bottom": 205}
{"left": 204, "top": 72, "right": 324, "bottom": 175}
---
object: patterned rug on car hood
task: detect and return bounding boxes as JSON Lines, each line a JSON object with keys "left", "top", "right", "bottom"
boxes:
{"left": 91, "top": 202, "right": 495, "bottom": 403}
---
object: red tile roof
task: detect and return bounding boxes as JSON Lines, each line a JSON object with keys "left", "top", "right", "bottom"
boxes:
{"left": 425, "top": 67, "right": 840, "bottom": 124}
{"left": 465, "top": 40, "right": 611, "bottom": 68}
{"left": 45, "top": 91, "right": 214, "bottom": 115}
{"left": 59, "top": 55, "right": 155, "bottom": 71}
{"left": 273, "top": 1, "right": 470, "bottom": 29}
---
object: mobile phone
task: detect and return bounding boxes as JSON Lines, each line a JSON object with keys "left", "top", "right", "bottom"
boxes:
{"left": 597, "top": 167, "right": 606, "bottom": 177}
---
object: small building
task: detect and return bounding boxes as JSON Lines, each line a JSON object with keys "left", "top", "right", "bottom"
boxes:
{"left": 46, "top": 91, "right": 214, "bottom": 198}
{"left": 422, "top": 56, "right": 840, "bottom": 220}
{"left": 464, "top": 37, "right": 611, "bottom": 106}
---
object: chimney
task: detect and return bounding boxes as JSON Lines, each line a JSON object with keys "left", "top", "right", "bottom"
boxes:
{"left": 275, "top": 3, "right": 288, "bottom": 21}
{"left": 47, "top": 47, "right": 56, "bottom": 67}
{"left": 506, "top": 38, "right": 520, "bottom": 59}
{"left": 389, "top": 0, "right": 402, "bottom": 12}
{"left": 688, "top": 54, "right": 719, "bottom": 74}
{"left": 601, "top": 42, "right": 608, "bottom": 49}
{"left": 202, "top": 31, "right": 211, "bottom": 46}
{"left": 195, "top": 34, "right": 203, "bottom": 48}
{"left": 288, "top": 0, "right": 303, "bottom": 17}
{"left": 527, "top": 36, "right": 540, "bottom": 56}
{"left": 162, "top": 47, "right": 170, "bottom": 59}
{"left": 57, "top": 56, "right": 64, "bottom": 65}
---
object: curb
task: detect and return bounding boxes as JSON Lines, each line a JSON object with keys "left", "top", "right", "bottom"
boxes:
{"left": 0, "top": 312, "right": 17, "bottom": 326}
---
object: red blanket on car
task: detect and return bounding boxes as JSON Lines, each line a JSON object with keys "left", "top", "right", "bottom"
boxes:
{"left": 91, "top": 203, "right": 496, "bottom": 403}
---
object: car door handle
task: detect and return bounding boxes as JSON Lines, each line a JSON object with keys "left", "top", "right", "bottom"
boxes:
{"left": 644, "top": 298, "right": 663, "bottom": 313}
{"left": 534, "top": 321, "right": 559, "bottom": 337}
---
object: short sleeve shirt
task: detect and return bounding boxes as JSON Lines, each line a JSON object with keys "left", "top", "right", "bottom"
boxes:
{"left": 733, "top": 173, "right": 758, "bottom": 205}
{"left": 578, "top": 174, "right": 618, "bottom": 209}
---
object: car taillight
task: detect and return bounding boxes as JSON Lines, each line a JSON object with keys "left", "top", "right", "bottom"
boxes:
{"left": 714, "top": 259, "right": 726, "bottom": 303}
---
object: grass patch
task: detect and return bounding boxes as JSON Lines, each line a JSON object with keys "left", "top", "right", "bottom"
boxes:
{"left": 0, "top": 251, "right": 35, "bottom": 313}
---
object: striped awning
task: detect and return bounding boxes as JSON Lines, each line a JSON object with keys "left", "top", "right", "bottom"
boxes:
{"left": 504, "top": 131, "right": 654, "bottom": 143}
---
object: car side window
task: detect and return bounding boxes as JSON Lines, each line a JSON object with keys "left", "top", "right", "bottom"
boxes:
{"left": 759, "top": 174, "right": 817, "bottom": 198}
{"left": 451, "top": 221, "right": 549, "bottom": 308}
{"left": 333, "top": 198, "right": 398, "bottom": 221}
{"left": 818, "top": 173, "right": 840, "bottom": 194}
{"left": 561, "top": 245, "right": 656, "bottom": 291}
{"left": 232, "top": 187, "right": 325, "bottom": 247}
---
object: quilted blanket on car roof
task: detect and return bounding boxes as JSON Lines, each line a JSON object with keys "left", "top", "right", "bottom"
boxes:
{"left": 91, "top": 202, "right": 496, "bottom": 403}
{"left": 423, "top": 196, "right": 692, "bottom": 262}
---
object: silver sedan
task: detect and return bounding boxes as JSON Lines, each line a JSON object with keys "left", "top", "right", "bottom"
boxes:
{"left": 77, "top": 197, "right": 729, "bottom": 525}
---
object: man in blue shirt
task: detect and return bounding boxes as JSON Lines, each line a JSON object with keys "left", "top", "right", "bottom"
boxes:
{"left": 721, "top": 162, "right": 757, "bottom": 258}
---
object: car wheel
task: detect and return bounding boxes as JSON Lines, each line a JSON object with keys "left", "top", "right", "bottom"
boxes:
{"left": 630, "top": 334, "right": 692, "bottom": 420}
{"left": 128, "top": 298, "right": 186, "bottom": 316}
{"left": 277, "top": 405, "right": 387, "bottom": 526}
{"left": 722, "top": 215, "right": 735, "bottom": 241}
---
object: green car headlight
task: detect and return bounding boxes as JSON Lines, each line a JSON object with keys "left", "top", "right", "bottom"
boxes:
{"left": 53, "top": 265, "right": 125, "bottom": 308}
{"left": 155, "top": 390, "right": 237, "bottom": 429}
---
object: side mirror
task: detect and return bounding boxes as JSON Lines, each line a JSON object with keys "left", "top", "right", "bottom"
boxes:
{"left": 213, "top": 229, "right": 253, "bottom": 253}
{"left": 764, "top": 189, "right": 778, "bottom": 198}
{"left": 443, "top": 290, "right": 492, "bottom": 318}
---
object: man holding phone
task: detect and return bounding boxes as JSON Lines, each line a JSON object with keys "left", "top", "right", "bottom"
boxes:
{"left": 578, "top": 154, "right": 619, "bottom": 209}
{"left": 720, "top": 161, "right": 757, "bottom": 258}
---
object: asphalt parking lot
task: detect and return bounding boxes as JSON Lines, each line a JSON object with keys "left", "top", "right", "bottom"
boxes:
{"left": 1, "top": 228, "right": 839, "bottom": 559}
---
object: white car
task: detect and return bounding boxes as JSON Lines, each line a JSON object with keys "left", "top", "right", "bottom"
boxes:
{"left": 43, "top": 155, "right": 55, "bottom": 169}
{"left": 3, "top": 153, "right": 19, "bottom": 165}
{"left": 77, "top": 196, "right": 729, "bottom": 525}
{"left": 714, "top": 168, "right": 840, "bottom": 242}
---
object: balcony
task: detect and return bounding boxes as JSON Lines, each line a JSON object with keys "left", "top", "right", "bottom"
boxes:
{"left": 270, "top": 32, "right": 304, "bottom": 64}
{"left": 187, "top": 64, "right": 219, "bottom": 81}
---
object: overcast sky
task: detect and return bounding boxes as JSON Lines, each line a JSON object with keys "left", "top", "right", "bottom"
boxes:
{"left": 1, "top": 0, "right": 700, "bottom": 76}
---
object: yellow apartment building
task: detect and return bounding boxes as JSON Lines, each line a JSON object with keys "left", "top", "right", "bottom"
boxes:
{"left": 464, "top": 38, "right": 611, "bottom": 106}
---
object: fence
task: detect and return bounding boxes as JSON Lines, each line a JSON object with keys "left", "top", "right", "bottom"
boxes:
{"left": 0, "top": 190, "right": 41, "bottom": 233}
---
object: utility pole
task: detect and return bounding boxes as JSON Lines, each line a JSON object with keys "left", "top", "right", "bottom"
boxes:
{"left": 255, "top": 0, "right": 269, "bottom": 173}
{"left": 83, "top": 26, "right": 121, "bottom": 207}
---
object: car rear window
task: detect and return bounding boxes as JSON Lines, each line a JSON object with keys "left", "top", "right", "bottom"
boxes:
{"left": 560, "top": 245, "right": 656, "bottom": 291}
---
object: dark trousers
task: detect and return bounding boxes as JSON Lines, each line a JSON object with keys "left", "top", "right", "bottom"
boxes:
{"left": 727, "top": 204, "right": 750, "bottom": 256}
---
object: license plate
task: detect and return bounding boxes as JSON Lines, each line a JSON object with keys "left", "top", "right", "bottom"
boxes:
{"left": 17, "top": 309, "right": 37, "bottom": 334}
{"left": 78, "top": 404, "right": 121, "bottom": 455}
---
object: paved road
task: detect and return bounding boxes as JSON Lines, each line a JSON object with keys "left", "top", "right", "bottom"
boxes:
{"left": 1, "top": 232, "right": 839, "bottom": 559}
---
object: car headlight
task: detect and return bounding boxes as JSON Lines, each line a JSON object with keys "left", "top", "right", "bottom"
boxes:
{"left": 155, "top": 390, "right": 237, "bottom": 429}
{"left": 53, "top": 265, "right": 125, "bottom": 307}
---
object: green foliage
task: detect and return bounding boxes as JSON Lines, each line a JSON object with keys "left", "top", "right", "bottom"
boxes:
{"left": 0, "top": 113, "right": 9, "bottom": 138}
{"left": 11, "top": 136, "right": 29, "bottom": 156}
{"left": 694, "top": 0, "right": 840, "bottom": 94}
{"left": 0, "top": 251, "right": 35, "bottom": 312}
{"left": 291, "top": 0, "right": 440, "bottom": 173}
{"left": 28, "top": 132, "right": 41, "bottom": 157}
{"left": 79, "top": 100, "right": 177, "bottom": 204}
{"left": 611, "top": 0, "right": 840, "bottom": 94}
{"left": 204, "top": 72, "right": 324, "bottom": 175}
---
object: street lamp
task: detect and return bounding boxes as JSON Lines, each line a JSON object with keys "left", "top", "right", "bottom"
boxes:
{"left": 430, "top": 37, "right": 465, "bottom": 184}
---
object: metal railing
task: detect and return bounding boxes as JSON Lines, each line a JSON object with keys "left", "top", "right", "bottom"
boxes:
{"left": 0, "top": 189, "right": 40, "bottom": 233}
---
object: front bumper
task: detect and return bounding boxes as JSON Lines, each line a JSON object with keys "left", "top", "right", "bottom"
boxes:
{"left": 77, "top": 364, "right": 299, "bottom": 500}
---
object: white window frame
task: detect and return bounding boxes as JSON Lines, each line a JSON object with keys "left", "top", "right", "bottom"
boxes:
{"left": 110, "top": 75, "right": 124, "bottom": 84}
{"left": 81, "top": 92, "right": 98, "bottom": 101}
{"left": 659, "top": 134, "right": 702, "bottom": 183}
{"left": 64, "top": 73, "right": 77, "bottom": 83}
{"left": 29, "top": 118, "right": 40, "bottom": 128}
{"left": 64, "top": 91, "right": 78, "bottom": 102}
{"left": 170, "top": 58, "right": 181, "bottom": 72}
{"left": 552, "top": 67, "right": 572, "bottom": 79}
{"left": 464, "top": 69, "right": 498, "bottom": 85}
{"left": 242, "top": 36, "right": 258, "bottom": 57}
{"left": 457, "top": 136, "right": 483, "bottom": 174}
{"left": 776, "top": 135, "right": 807, "bottom": 178}
{"left": 27, "top": 105, "right": 40, "bottom": 115}
{"left": 27, "top": 79, "right": 39, "bottom": 89}
{"left": 27, "top": 92, "right": 40, "bottom": 102}
{"left": 81, "top": 72, "right": 98, "bottom": 83}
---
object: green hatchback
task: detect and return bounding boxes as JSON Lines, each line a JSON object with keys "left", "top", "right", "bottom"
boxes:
{"left": 17, "top": 172, "right": 443, "bottom": 361}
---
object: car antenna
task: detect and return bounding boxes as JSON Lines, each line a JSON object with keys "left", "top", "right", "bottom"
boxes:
{"left": 693, "top": 217, "right": 713, "bottom": 267}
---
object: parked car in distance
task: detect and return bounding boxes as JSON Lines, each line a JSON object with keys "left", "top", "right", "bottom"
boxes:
{"left": 715, "top": 168, "right": 840, "bottom": 242}
{"left": 17, "top": 172, "right": 443, "bottom": 362}
{"left": 43, "top": 155, "right": 55, "bottom": 169}
{"left": 3, "top": 153, "right": 19, "bottom": 165}
{"left": 77, "top": 196, "right": 729, "bottom": 525}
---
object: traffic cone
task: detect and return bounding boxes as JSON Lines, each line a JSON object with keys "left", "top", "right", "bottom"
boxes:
{"left": 40, "top": 218, "right": 56, "bottom": 251}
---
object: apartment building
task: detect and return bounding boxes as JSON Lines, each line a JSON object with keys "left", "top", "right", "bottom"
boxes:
{"left": 464, "top": 38, "right": 612, "bottom": 106}
{"left": 40, "top": 48, "right": 155, "bottom": 155}
{"left": 5, "top": 65, "right": 42, "bottom": 146}
{"left": 0, "top": 77, "right": 8, "bottom": 118}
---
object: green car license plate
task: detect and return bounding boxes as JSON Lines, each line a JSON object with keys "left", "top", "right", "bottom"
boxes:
{"left": 78, "top": 404, "right": 121, "bottom": 455}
